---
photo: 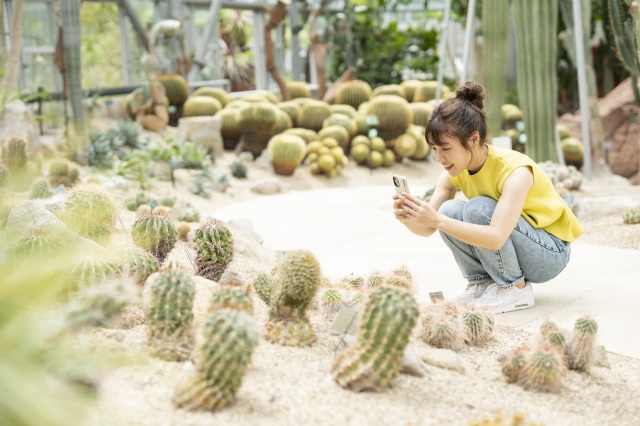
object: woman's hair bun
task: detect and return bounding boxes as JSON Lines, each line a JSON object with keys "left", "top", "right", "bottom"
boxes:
{"left": 455, "top": 82, "right": 485, "bottom": 109}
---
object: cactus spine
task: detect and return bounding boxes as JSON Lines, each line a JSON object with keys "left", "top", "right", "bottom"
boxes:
{"left": 193, "top": 219, "right": 234, "bottom": 282}
{"left": 131, "top": 212, "right": 178, "bottom": 261}
{"left": 147, "top": 268, "right": 196, "bottom": 361}
{"left": 565, "top": 315, "right": 598, "bottom": 371}
{"left": 332, "top": 286, "right": 419, "bottom": 392}
{"left": 173, "top": 309, "right": 259, "bottom": 411}
{"left": 511, "top": 0, "right": 559, "bottom": 162}
{"left": 419, "top": 302, "right": 466, "bottom": 351}
{"left": 463, "top": 310, "right": 495, "bottom": 346}
{"left": 252, "top": 273, "right": 275, "bottom": 305}
{"left": 48, "top": 158, "right": 82, "bottom": 188}
{"left": 517, "top": 345, "right": 566, "bottom": 393}
{"left": 264, "top": 250, "right": 321, "bottom": 346}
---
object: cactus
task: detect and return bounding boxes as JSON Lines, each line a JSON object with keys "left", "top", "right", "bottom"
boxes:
{"left": 208, "top": 286, "right": 254, "bottom": 315}
{"left": 0, "top": 163, "right": 8, "bottom": 188}
{"left": 65, "top": 280, "right": 132, "bottom": 329}
{"left": 399, "top": 80, "right": 423, "bottom": 102}
{"left": 277, "top": 101, "right": 303, "bottom": 127}
{"left": 323, "top": 114, "right": 357, "bottom": 139}
{"left": 217, "top": 270, "right": 245, "bottom": 287}
{"left": 318, "top": 288, "right": 344, "bottom": 318}
{"left": 131, "top": 212, "right": 178, "bottom": 261}
{"left": 283, "top": 128, "right": 318, "bottom": 144}
{"left": 408, "top": 103, "right": 434, "bottom": 127}
{"left": 252, "top": 273, "right": 275, "bottom": 305}
{"left": 176, "top": 222, "right": 191, "bottom": 242}
{"left": 297, "top": 100, "right": 332, "bottom": 132}
{"left": 273, "top": 109, "right": 293, "bottom": 135}
{"left": 517, "top": 345, "right": 566, "bottom": 393}
{"left": 372, "top": 84, "right": 405, "bottom": 98}
{"left": 1, "top": 137, "right": 28, "bottom": 171}
{"left": 329, "top": 104, "right": 357, "bottom": 118}
{"left": 608, "top": 0, "right": 640, "bottom": 105}
{"left": 238, "top": 103, "right": 280, "bottom": 156}
{"left": 318, "top": 125, "right": 351, "bottom": 151}
{"left": 121, "top": 246, "right": 159, "bottom": 285}
{"left": 412, "top": 81, "right": 451, "bottom": 103}
{"left": 193, "top": 219, "right": 234, "bottom": 282}
{"left": 218, "top": 109, "right": 241, "bottom": 150}
{"left": 183, "top": 96, "right": 223, "bottom": 117}
{"left": 28, "top": 177, "right": 53, "bottom": 199}
{"left": 157, "top": 74, "right": 189, "bottom": 105}
{"left": 383, "top": 275, "right": 413, "bottom": 292}
{"left": 335, "top": 80, "right": 372, "bottom": 109}
{"left": 366, "top": 95, "right": 413, "bottom": 141}
{"left": 14, "top": 232, "right": 64, "bottom": 260}
{"left": 230, "top": 160, "right": 247, "bottom": 179}
{"left": 501, "top": 345, "right": 531, "bottom": 383}
{"left": 191, "top": 86, "right": 231, "bottom": 107}
{"left": 147, "top": 268, "right": 196, "bottom": 361}
{"left": 511, "top": 0, "right": 559, "bottom": 162}
{"left": 622, "top": 206, "right": 640, "bottom": 224}
{"left": 462, "top": 310, "right": 494, "bottom": 346}
{"left": 332, "top": 286, "right": 419, "bottom": 392}
{"left": 365, "top": 270, "right": 386, "bottom": 289}
{"left": 392, "top": 134, "right": 418, "bottom": 160}
{"left": 565, "top": 315, "right": 598, "bottom": 371}
{"left": 285, "top": 81, "right": 312, "bottom": 99}
{"left": 62, "top": 183, "right": 116, "bottom": 243}
{"left": 267, "top": 134, "right": 307, "bottom": 176}
{"left": 173, "top": 309, "right": 259, "bottom": 411}
{"left": 264, "top": 250, "right": 321, "bottom": 346}
{"left": 69, "top": 251, "right": 121, "bottom": 289}
{"left": 419, "top": 302, "right": 466, "bottom": 351}
{"left": 561, "top": 137, "right": 584, "bottom": 168}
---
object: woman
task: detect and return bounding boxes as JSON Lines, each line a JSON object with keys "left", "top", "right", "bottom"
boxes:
{"left": 392, "top": 82, "right": 583, "bottom": 314}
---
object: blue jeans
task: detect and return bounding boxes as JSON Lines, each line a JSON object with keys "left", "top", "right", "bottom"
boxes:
{"left": 438, "top": 197, "right": 571, "bottom": 288}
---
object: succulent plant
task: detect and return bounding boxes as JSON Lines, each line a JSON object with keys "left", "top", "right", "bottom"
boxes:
{"left": 366, "top": 95, "right": 413, "bottom": 141}
{"left": 193, "top": 219, "right": 234, "bottom": 282}
{"left": 183, "top": 96, "right": 223, "bottom": 117}
{"left": 565, "top": 315, "right": 598, "bottom": 372}
{"left": 14, "top": 232, "right": 64, "bottom": 260}
{"left": 62, "top": 183, "right": 116, "bottom": 243}
{"left": 208, "top": 286, "right": 254, "bottom": 315}
{"left": 419, "top": 302, "right": 465, "bottom": 351}
{"left": 131, "top": 212, "right": 178, "bottom": 261}
{"left": 173, "top": 309, "right": 259, "bottom": 411}
{"left": 264, "top": 250, "right": 321, "bottom": 346}
{"left": 65, "top": 280, "right": 133, "bottom": 329}
{"left": 230, "top": 160, "right": 247, "bottom": 179}
{"left": 1, "top": 137, "right": 28, "bottom": 171}
{"left": 517, "top": 345, "right": 566, "bottom": 393}
{"left": 28, "top": 177, "right": 53, "bottom": 199}
{"left": 622, "top": 206, "right": 640, "bottom": 225}
{"left": 121, "top": 246, "right": 160, "bottom": 284}
{"left": 252, "top": 273, "right": 275, "bottom": 305}
{"left": 147, "top": 268, "right": 196, "bottom": 361}
{"left": 191, "top": 86, "right": 231, "bottom": 107}
{"left": 317, "top": 288, "right": 344, "bottom": 318}
{"left": 462, "top": 310, "right": 494, "bottom": 346}
{"left": 332, "top": 286, "right": 419, "bottom": 392}
{"left": 372, "top": 84, "right": 405, "bottom": 98}
{"left": 48, "top": 158, "right": 82, "bottom": 188}
{"left": 176, "top": 221, "right": 191, "bottom": 242}
{"left": 267, "top": 134, "right": 307, "bottom": 176}
{"left": 335, "top": 80, "right": 372, "bottom": 109}
{"left": 297, "top": 100, "right": 332, "bottom": 132}
{"left": 69, "top": 251, "right": 121, "bottom": 289}
{"left": 157, "top": 74, "right": 189, "bottom": 105}
{"left": 286, "top": 81, "right": 312, "bottom": 99}
{"left": 501, "top": 346, "right": 531, "bottom": 383}
{"left": 217, "top": 270, "right": 245, "bottom": 287}
{"left": 218, "top": 109, "right": 241, "bottom": 150}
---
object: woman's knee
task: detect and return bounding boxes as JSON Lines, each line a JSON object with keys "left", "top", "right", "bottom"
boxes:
{"left": 438, "top": 199, "right": 465, "bottom": 220}
{"left": 462, "top": 196, "right": 497, "bottom": 225}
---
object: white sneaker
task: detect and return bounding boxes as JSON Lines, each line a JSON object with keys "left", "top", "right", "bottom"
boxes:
{"left": 468, "top": 282, "right": 535, "bottom": 314}
{"left": 453, "top": 282, "right": 492, "bottom": 306}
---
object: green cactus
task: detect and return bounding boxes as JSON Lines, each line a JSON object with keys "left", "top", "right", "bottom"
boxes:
{"left": 622, "top": 206, "right": 640, "bottom": 224}
{"left": 608, "top": 0, "right": 640, "bottom": 105}
{"left": 217, "top": 270, "right": 245, "bottom": 287}
{"left": 191, "top": 86, "right": 231, "bottom": 107}
{"left": 335, "top": 80, "right": 372, "bottom": 109}
{"left": 157, "top": 74, "right": 189, "bottom": 105}
{"left": 365, "top": 270, "right": 386, "bottom": 289}
{"left": 252, "top": 273, "right": 275, "bottom": 305}
{"left": 131, "top": 212, "right": 178, "bottom": 261}
{"left": 273, "top": 109, "right": 293, "bottom": 135}
{"left": 267, "top": 134, "right": 307, "bottom": 176}
{"left": 501, "top": 346, "right": 531, "bottom": 383}
{"left": 419, "top": 302, "right": 465, "bottom": 351}
{"left": 518, "top": 345, "right": 566, "bottom": 393}
{"left": 1, "top": 137, "right": 28, "bottom": 172}
{"left": 238, "top": 103, "right": 280, "bottom": 156}
{"left": 0, "top": 163, "right": 9, "bottom": 188}
{"left": 147, "top": 268, "right": 196, "bottom": 361}
{"left": 193, "top": 219, "right": 234, "bottom": 282}
{"left": 14, "top": 232, "right": 64, "bottom": 260}
{"left": 176, "top": 222, "right": 191, "bottom": 242}
{"left": 297, "top": 100, "right": 332, "bottom": 132}
{"left": 329, "top": 104, "right": 358, "bottom": 118}
{"left": 209, "top": 286, "right": 254, "bottom": 315}
{"left": 283, "top": 128, "right": 318, "bottom": 144}
{"left": 218, "top": 109, "right": 241, "bottom": 150}
{"left": 561, "top": 137, "right": 584, "bottom": 168}
{"left": 173, "top": 309, "right": 259, "bottom": 411}
{"left": 383, "top": 275, "right": 413, "bottom": 292}
{"left": 121, "top": 246, "right": 160, "bottom": 284}
{"left": 65, "top": 281, "right": 132, "bottom": 329}
{"left": 406, "top": 125, "right": 430, "bottom": 161}
{"left": 462, "top": 310, "right": 494, "bottom": 346}
{"left": 392, "top": 134, "right": 418, "bottom": 160}
{"left": 277, "top": 101, "right": 303, "bottom": 127}
{"left": 265, "top": 250, "right": 321, "bottom": 346}
{"left": 408, "top": 103, "right": 434, "bottom": 127}
{"left": 62, "top": 183, "right": 116, "bottom": 243}
{"left": 565, "top": 315, "right": 598, "bottom": 371}
{"left": 319, "top": 122, "right": 353, "bottom": 149}
{"left": 412, "top": 81, "right": 450, "bottom": 103}
{"left": 372, "top": 84, "right": 405, "bottom": 98}
{"left": 399, "top": 79, "right": 423, "bottom": 102}
{"left": 285, "top": 81, "right": 312, "bottom": 99}
{"left": 366, "top": 95, "right": 413, "bottom": 141}
{"left": 183, "top": 96, "right": 223, "bottom": 117}
{"left": 28, "top": 177, "right": 53, "bottom": 199}
{"left": 318, "top": 288, "right": 344, "bottom": 318}
{"left": 230, "top": 160, "right": 247, "bottom": 179}
{"left": 175, "top": 205, "right": 201, "bottom": 223}
{"left": 69, "top": 251, "right": 121, "bottom": 289}
{"left": 332, "top": 286, "right": 419, "bottom": 392}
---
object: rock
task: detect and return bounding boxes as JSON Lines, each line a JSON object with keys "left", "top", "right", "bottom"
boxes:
{"left": 250, "top": 177, "right": 283, "bottom": 195}
{"left": 572, "top": 196, "right": 640, "bottom": 219}
{"left": 0, "top": 100, "right": 39, "bottom": 151}
{"left": 228, "top": 218, "right": 264, "bottom": 244}
{"left": 607, "top": 117, "right": 640, "bottom": 179}
{"left": 421, "top": 347, "right": 466, "bottom": 374}
{"left": 177, "top": 116, "right": 223, "bottom": 159}
{"left": 594, "top": 345, "right": 611, "bottom": 369}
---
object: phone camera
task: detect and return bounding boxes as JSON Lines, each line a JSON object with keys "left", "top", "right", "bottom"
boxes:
{"left": 393, "top": 177, "right": 399, "bottom": 187}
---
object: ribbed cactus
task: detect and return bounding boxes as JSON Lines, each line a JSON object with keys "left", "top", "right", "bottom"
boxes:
{"left": 157, "top": 74, "right": 189, "bottom": 105}
{"left": 147, "top": 268, "right": 196, "bottom": 361}
{"left": 335, "top": 80, "right": 372, "bottom": 109}
{"left": 622, "top": 206, "right": 640, "bottom": 224}
{"left": 517, "top": 345, "right": 566, "bottom": 393}
{"left": 317, "top": 287, "right": 344, "bottom": 319}
{"left": 209, "top": 286, "right": 254, "bottom": 315}
{"left": 501, "top": 346, "right": 531, "bottom": 383}
{"left": 332, "top": 286, "right": 419, "bottom": 392}
{"left": 608, "top": 0, "right": 640, "bottom": 105}
{"left": 230, "top": 160, "right": 247, "bottom": 179}
{"left": 176, "top": 222, "right": 191, "bottom": 242}
{"left": 121, "top": 246, "right": 160, "bottom": 284}
{"left": 62, "top": 183, "right": 116, "bottom": 243}
{"left": 283, "top": 128, "right": 318, "bottom": 144}
{"left": 238, "top": 103, "right": 279, "bottom": 156}
{"left": 297, "top": 100, "right": 332, "bottom": 132}
{"left": 14, "top": 232, "right": 64, "bottom": 260}
{"left": 69, "top": 251, "right": 121, "bottom": 289}
{"left": 267, "top": 134, "right": 307, "bottom": 176}
{"left": 217, "top": 270, "right": 245, "bottom": 287}
{"left": 399, "top": 80, "right": 423, "bottom": 102}
{"left": 372, "top": 84, "right": 405, "bottom": 98}
{"left": 365, "top": 95, "right": 413, "bottom": 141}
{"left": 183, "top": 96, "right": 222, "bottom": 117}
{"left": 462, "top": 310, "right": 495, "bottom": 346}
{"left": 482, "top": 0, "right": 511, "bottom": 137}
{"left": 329, "top": 104, "right": 357, "bottom": 118}
{"left": 412, "top": 81, "right": 450, "bottom": 103}
{"left": 193, "top": 219, "right": 234, "bottom": 282}
{"left": 277, "top": 101, "right": 303, "bottom": 127}
{"left": 62, "top": 0, "right": 86, "bottom": 150}
{"left": 28, "top": 177, "right": 53, "bottom": 199}
{"left": 131, "top": 212, "right": 178, "bottom": 261}
{"left": 323, "top": 115, "right": 357, "bottom": 139}
{"left": 218, "top": 109, "right": 241, "bottom": 150}
{"left": 286, "top": 81, "right": 312, "bottom": 99}
{"left": 191, "top": 86, "right": 231, "bottom": 107}
{"left": 1, "top": 137, "right": 28, "bottom": 171}
{"left": 419, "top": 302, "right": 465, "bottom": 351}
{"left": 264, "top": 250, "right": 321, "bottom": 346}
{"left": 273, "top": 109, "right": 293, "bottom": 135}
{"left": 252, "top": 273, "right": 275, "bottom": 305}
{"left": 408, "top": 103, "right": 434, "bottom": 127}
{"left": 318, "top": 125, "right": 350, "bottom": 151}
{"left": 65, "top": 281, "right": 132, "bottom": 329}
{"left": 173, "top": 309, "right": 259, "bottom": 411}
{"left": 565, "top": 315, "right": 598, "bottom": 371}
{"left": 511, "top": 0, "right": 559, "bottom": 162}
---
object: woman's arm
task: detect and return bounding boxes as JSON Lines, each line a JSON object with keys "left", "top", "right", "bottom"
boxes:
{"left": 392, "top": 170, "right": 456, "bottom": 237}
{"left": 400, "top": 167, "right": 534, "bottom": 250}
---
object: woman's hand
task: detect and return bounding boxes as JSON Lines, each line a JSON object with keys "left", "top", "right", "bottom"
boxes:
{"left": 392, "top": 194, "right": 412, "bottom": 223}
{"left": 396, "top": 193, "right": 441, "bottom": 228}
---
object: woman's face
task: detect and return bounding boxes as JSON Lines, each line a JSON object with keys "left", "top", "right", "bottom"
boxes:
{"left": 431, "top": 133, "right": 474, "bottom": 176}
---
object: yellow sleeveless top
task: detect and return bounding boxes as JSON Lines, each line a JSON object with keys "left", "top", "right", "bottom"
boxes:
{"left": 449, "top": 145, "right": 583, "bottom": 242}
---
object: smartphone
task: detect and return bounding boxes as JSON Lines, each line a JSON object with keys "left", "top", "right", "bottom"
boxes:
{"left": 393, "top": 175, "right": 410, "bottom": 195}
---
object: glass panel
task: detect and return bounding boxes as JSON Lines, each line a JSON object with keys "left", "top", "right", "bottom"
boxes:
{"left": 23, "top": 1, "right": 54, "bottom": 48}
{"left": 22, "top": 52, "right": 61, "bottom": 92}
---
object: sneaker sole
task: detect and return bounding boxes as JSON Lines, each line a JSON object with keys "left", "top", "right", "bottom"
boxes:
{"left": 491, "top": 300, "right": 535, "bottom": 314}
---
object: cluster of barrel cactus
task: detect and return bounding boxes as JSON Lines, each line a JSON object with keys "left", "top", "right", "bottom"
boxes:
{"left": 419, "top": 302, "right": 494, "bottom": 350}
{"left": 304, "top": 137, "right": 349, "bottom": 178}
{"left": 131, "top": 212, "right": 178, "bottom": 261}
{"left": 538, "top": 161, "right": 583, "bottom": 191}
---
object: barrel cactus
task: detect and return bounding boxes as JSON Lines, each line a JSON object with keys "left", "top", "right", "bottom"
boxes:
{"left": 193, "top": 219, "right": 234, "bottom": 282}
{"left": 1, "top": 137, "right": 28, "bottom": 171}
{"left": 218, "top": 109, "right": 241, "bottom": 150}
{"left": 209, "top": 286, "right": 254, "bottom": 315}
{"left": 462, "top": 310, "right": 494, "bottom": 346}
{"left": 273, "top": 109, "right": 293, "bottom": 135}
{"left": 418, "top": 302, "right": 466, "bottom": 351}
{"left": 173, "top": 309, "right": 259, "bottom": 411}
{"left": 413, "top": 81, "right": 451, "bottom": 102}
{"left": 264, "top": 250, "right": 321, "bottom": 346}
{"left": 191, "top": 86, "right": 231, "bottom": 107}
{"left": 561, "top": 137, "right": 584, "bottom": 168}
{"left": 147, "top": 268, "right": 196, "bottom": 361}
{"left": 131, "top": 212, "right": 178, "bottom": 261}
{"left": 409, "top": 102, "right": 435, "bottom": 127}
{"left": 366, "top": 95, "right": 413, "bottom": 141}
{"left": 297, "top": 100, "right": 332, "bottom": 132}
{"left": 121, "top": 246, "right": 160, "bottom": 284}
{"left": 565, "top": 315, "right": 598, "bottom": 372}
{"left": 517, "top": 345, "right": 566, "bottom": 393}
{"left": 183, "top": 96, "right": 223, "bottom": 117}
{"left": 329, "top": 104, "right": 358, "bottom": 118}
{"left": 277, "top": 101, "right": 303, "bottom": 127}
{"left": 14, "top": 232, "right": 64, "bottom": 260}
{"left": 400, "top": 79, "right": 423, "bottom": 102}
{"left": 69, "top": 251, "right": 121, "bottom": 289}
{"left": 372, "top": 84, "right": 405, "bottom": 98}
{"left": 622, "top": 206, "right": 640, "bottom": 224}
{"left": 252, "top": 273, "right": 275, "bottom": 305}
{"left": 335, "top": 80, "right": 372, "bottom": 109}
{"left": 286, "top": 81, "right": 312, "bottom": 99}
{"left": 62, "top": 183, "right": 116, "bottom": 243}
{"left": 29, "top": 177, "right": 53, "bottom": 199}
{"left": 283, "top": 127, "right": 318, "bottom": 144}
{"left": 332, "top": 286, "right": 419, "bottom": 392}
{"left": 238, "top": 103, "right": 279, "bottom": 156}
{"left": 322, "top": 115, "right": 357, "bottom": 140}
{"left": 157, "top": 74, "right": 189, "bottom": 105}
{"left": 267, "top": 134, "right": 307, "bottom": 176}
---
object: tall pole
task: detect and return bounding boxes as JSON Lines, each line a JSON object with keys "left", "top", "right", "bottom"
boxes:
{"left": 460, "top": 0, "right": 477, "bottom": 84}
{"left": 436, "top": 0, "right": 452, "bottom": 102}
{"left": 572, "top": 0, "right": 591, "bottom": 178}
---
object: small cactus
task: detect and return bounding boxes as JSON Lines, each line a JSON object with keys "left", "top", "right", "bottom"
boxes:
{"left": 173, "top": 309, "right": 259, "bottom": 411}
{"left": 69, "top": 251, "right": 121, "bottom": 289}
{"left": 500, "top": 345, "right": 531, "bottom": 383}
{"left": 13, "top": 232, "right": 64, "bottom": 260}
{"left": 121, "top": 246, "right": 160, "bottom": 284}
{"left": 65, "top": 280, "right": 133, "bottom": 328}
{"left": 565, "top": 315, "right": 598, "bottom": 371}
{"left": 419, "top": 302, "right": 465, "bottom": 351}
{"left": 209, "top": 286, "right": 253, "bottom": 315}
{"left": 264, "top": 250, "right": 321, "bottom": 346}
{"left": 176, "top": 221, "right": 191, "bottom": 242}
{"left": 252, "top": 273, "right": 275, "bottom": 305}
{"left": 217, "top": 270, "right": 245, "bottom": 287}
{"left": 230, "top": 161, "right": 247, "bottom": 179}
{"left": 131, "top": 212, "right": 178, "bottom": 261}
{"left": 147, "top": 268, "right": 196, "bottom": 361}
{"left": 63, "top": 183, "right": 116, "bottom": 243}
{"left": 267, "top": 134, "right": 307, "bottom": 176}
{"left": 48, "top": 158, "right": 82, "bottom": 188}
{"left": 462, "top": 310, "right": 494, "bottom": 346}
{"left": 332, "top": 286, "right": 419, "bottom": 392}
{"left": 622, "top": 206, "right": 640, "bottom": 225}
{"left": 1, "top": 137, "right": 28, "bottom": 171}
{"left": 317, "top": 288, "right": 344, "bottom": 318}
{"left": 193, "top": 219, "right": 234, "bottom": 282}
{"left": 517, "top": 345, "right": 566, "bottom": 393}
{"left": 29, "top": 177, "right": 53, "bottom": 199}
